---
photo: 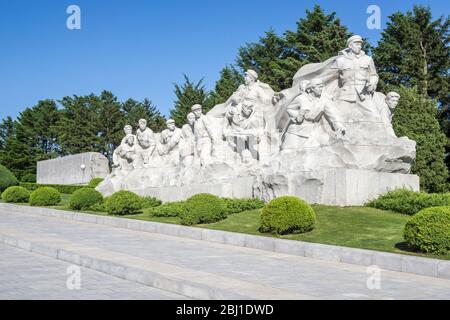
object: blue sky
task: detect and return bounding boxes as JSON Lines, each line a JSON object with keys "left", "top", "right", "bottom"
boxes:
{"left": 0, "top": 0, "right": 448, "bottom": 120}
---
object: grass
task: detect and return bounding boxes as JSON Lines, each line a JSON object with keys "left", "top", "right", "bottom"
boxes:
{"left": 1, "top": 193, "right": 449, "bottom": 260}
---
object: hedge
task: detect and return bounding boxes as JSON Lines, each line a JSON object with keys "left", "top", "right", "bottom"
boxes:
{"left": 29, "top": 187, "right": 61, "bottom": 206}
{"left": 105, "top": 190, "right": 143, "bottom": 215}
{"left": 69, "top": 188, "right": 103, "bottom": 211}
{"left": 180, "top": 194, "right": 227, "bottom": 225}
{"left": 1, "top": 186, "right": 31, "bottom": 203}
{"left": 0, "top": 164, "right": 19, "bottom": 192}
{"left": 20, "top": 182, "right": 92, "bottom": 195}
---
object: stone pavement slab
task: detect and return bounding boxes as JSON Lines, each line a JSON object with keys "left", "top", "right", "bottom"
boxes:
{"left": 0, "top": 244, "right": 187, "bottom": 300}
{"left": 1, "top": 209, "right": 450, "bottom": 300}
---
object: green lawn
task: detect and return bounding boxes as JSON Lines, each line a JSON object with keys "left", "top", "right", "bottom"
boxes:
{"left": 2, "top": 194, "right": 449, "bottom": 260}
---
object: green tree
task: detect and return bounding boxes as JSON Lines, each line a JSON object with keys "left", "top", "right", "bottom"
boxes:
{"left": 95, "top": 91, "right": 124, "bottom": 162}
{"left": 55, "top": 95, "right": 100, "bottom": 155}
{"left": 284, "top": 4, "right": 352, "bottom": 66}
{"left": 237, "top": 29, "right": 299, "bottom": 92}
{"left": 0, "top": 117, "right": 16, "bottom": 150}
{"left": 122, "top": 98, "right": 166, "bottom": 132}
{"left": 374, "top": 6, "right": 449, "bottom": 107}
{"left": 392, "top": 87, "right": 448, "bottom": 192}
{"left": 0, "top": 100, "right": 60, "bottom": 178}
{"left": 170, "top": 75, "right": 209, "bottom": 127}
{"left": 205, "top": 66, "right": 244, "bottom": 109}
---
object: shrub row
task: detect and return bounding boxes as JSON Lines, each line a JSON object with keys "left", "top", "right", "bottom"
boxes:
{"left": 366, "top": 189, "right": 450, "bottom": 215}
{"left": 0, "top": 164, "right": 19, "bottom": 192}
{"left": 20, "top": 182, "right": 94, "bottom": 195}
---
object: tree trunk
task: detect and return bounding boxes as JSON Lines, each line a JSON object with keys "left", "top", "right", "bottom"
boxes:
{"left": 419, "top": 40, "right": 429, "bottom": 96}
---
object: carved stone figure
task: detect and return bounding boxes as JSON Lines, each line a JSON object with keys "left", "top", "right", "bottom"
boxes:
{"left": 281, "top": 78, "right": 345, "bottom": 150}
{"left": 113, "top": 125, "right": 135, "bottom": 169}
{"left": 159, "top": 119, "right": 183, "bottom": 165}
{"left": 192, "top": 104, "right": 216, "bottom": 166}
{"left": 180, "top": 113, "right": 196, "bottom": 167}
{"left": 376, "top": 91, "right": 400, "bottom": 137}
{"left": 136, "top": 119, "right": 156, "bottom": 165}
{"left": 333, "top": 35, "right": 380, "bottom": 123}
{"left": 115, "top": 134, "right": 138, "bottom": 170}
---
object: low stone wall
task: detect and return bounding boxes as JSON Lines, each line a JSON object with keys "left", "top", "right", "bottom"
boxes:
{"left": 37, "top": 152, "right": 110, "bottom": 185}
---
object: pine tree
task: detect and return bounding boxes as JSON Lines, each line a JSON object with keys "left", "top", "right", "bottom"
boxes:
{"left": 96, "top": 91, "right": 124, "bottom": 162}
{"left": 373, "top": 6, "right": 449, "bottom": 106}
{"left": 205, "top": 66, "right": 243, "bottom": 109}
{"left": 142, "top": 98, "right": 166, "bottom": 132}
{"left": 237, "top": 29, "right": 300, "bottom": 92}
{"left": 55, "top": 95, "right": 101, "bottom": 155}
{"left": 285, "top": 5, "right": 352, "bottom": 66}
{"left": 0, "top": 117, "right": 16, "bottom": 150}
{"left": 170, "top": 75, "right": 209, "bottom": 127}
{"left": 392, "top": 87, "right": 449, "bottom": 192}
{"left": 122, "top": 98, "right": 166, "bottom": 132}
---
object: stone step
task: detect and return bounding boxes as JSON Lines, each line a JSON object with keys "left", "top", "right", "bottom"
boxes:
{"left": 0, "top": 228, "right": 312, "bottom": 300}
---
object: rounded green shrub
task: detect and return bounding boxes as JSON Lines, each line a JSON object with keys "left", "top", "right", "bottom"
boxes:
{"left": 69, "top": 188, "right": 103, "bottom": 211}
{"left": 0, "top": 164, "right": 19, "bottom": 192}
{"left": 366, "top": 189, "right": 450, "bottom": 215}
{"left": 260, "top": 196, "right": 316, "bottom": 235}
{"left": 88, "top": 178, "right": 104, "bottom": 188}
{"left": 404, "top": 207, "right": 450, "bottom": 255}
{"left": 105, "top": 190, "right": 142, "bottom": 215}
{"left": 180, "top": 193, "right": 226, "bottom": 226}
{"left": 1, "top": 186, "right": 31, "bottom": 203}
{"left": 29, "top": 187, "right": 61, "bottom": 206}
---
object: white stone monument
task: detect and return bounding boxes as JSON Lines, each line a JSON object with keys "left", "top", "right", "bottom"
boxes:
{"left": 97, "top": 36, "right": 419, "bottom": 205}
{"left": 37, "top": 152, "right": 110, "bottom": 185}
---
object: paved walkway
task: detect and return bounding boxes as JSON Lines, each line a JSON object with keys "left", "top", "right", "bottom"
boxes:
{"left": 0, "top": 244, "right": 187, "bottom": 300}
{"left": 1, "top": 209, "right": 450, "bottom": 300}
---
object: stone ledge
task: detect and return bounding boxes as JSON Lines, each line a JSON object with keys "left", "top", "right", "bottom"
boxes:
{"left": 1, "top": 203, "right": 449, "bottom": 280}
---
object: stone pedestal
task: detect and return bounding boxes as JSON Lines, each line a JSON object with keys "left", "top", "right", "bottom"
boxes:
{"left": 258, "top": 169, "right": 420, "bottom": 206}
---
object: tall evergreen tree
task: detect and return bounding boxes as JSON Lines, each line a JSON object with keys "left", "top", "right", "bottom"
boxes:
{"left": 205, "top": 66, "right": 244, "bottom": 109}
{"left": 392, "top": 87, "right": 449, "bottom": 192}
{"left": 95, "top": 91, "right": 124, "bottom": 162}
{"left": 170, "top": 75, "right": 209, "bottom": 127}
{"left": 284, "top": 5, "right": 352, "bottom": 66}
{"left": 237, "top": 29, "right": 300, "bottom": 92}
{"left": 55, "top": 95, "right": 101, "bottom": 155}
{"left": 0, "top": 100, "right": 60, "bottom": 178}
{"left": 0, "top": 117, "right": 16, "bottom": 150}
{"left": 122, "top": 98, "right": 166, "bottom": 132}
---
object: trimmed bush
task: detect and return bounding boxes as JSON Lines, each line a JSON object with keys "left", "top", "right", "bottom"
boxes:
{"left": 404, "top": 207, "right": 450, "bottom": 255}
{"left": 180, "top": 193, "right": 226, "bottom": 226}
{"left": 223, "top": 198, "right": 265, "bottom": 214}
{"left": 260, "top": 196, "right": 316, "bottom": 235}
{"left": 69, "top": 188, "right": 103, "bottom": 211}
{"left": 0, "top": 164, "right": 19, "bottom": 192}
{"left": 141, "top": 196, "right": 162, "bottom": 209}
{"left": 21, "top": 173, "right": 36, "bottom": 183}
{"left": 105, "top": 191, "right": 143, "bottom": 215}
{"left": 147, "top": 201, "right": 186, "bottom": 217}
{"left": 20, "top": 182, "right": 92, "bottom": 195}
{"left": 29, "top": 187, "right": 61, "bottom": 206}
{"left": 1, "top": 186, "right": 31, "bottom": 203}
{"left": 366, "top": 189, "right": 450, "bottom": 215}
{"left": 88, "top": 178, "right": 104, "bottom": 188}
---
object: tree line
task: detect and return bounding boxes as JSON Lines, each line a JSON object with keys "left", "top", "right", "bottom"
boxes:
{"left": 0, "top": 5, "right": 448, "bottom": 192}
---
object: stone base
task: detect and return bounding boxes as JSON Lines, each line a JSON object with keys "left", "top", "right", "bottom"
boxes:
{"left": 103, "top": 176, "right": 256, "bottom": 202}
{"left": 258, "top": 169, "right": 420, "bottom": 206}
{"left": 98, "top": 168, "right": 419, "bottom": 206}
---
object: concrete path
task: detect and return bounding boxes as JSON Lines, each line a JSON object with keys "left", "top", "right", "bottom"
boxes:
{"left": 0, "top": 244, "right": 187, "bottom": 300}
{"left": 1, "top": 209, "right": 450, "bottom": 300}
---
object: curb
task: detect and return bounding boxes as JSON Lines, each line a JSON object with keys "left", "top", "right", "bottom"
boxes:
{"left": 1, "top": 203, "right": 449, "bottom": 280}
